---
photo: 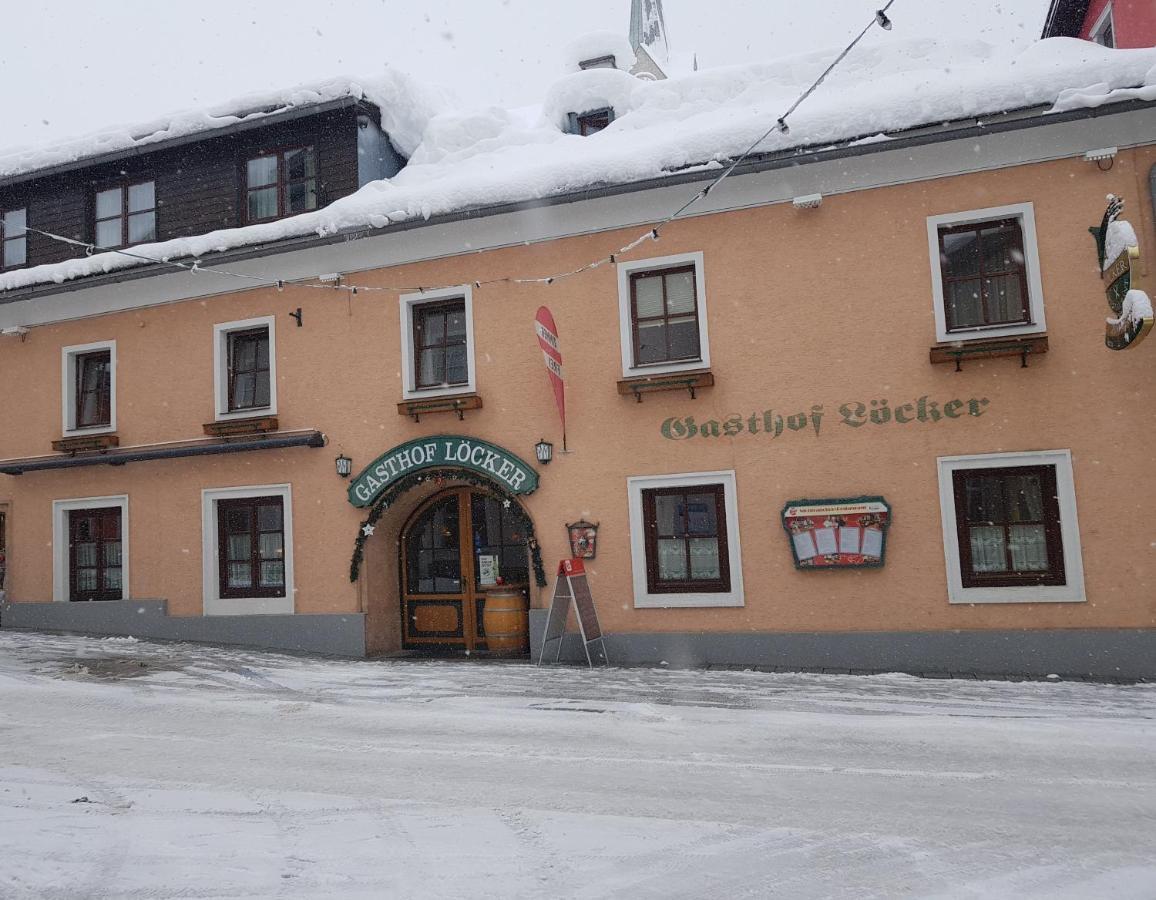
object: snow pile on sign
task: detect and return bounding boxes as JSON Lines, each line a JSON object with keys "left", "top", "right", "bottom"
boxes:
{"left": 2, "top": 37, "right": 1155, "bottom": 293}
{"left": 1103, "top": 217, "right": 1140, "bottom": 269}
{"left": 1116, "top": 289, "right": 1154, "bottom": 327}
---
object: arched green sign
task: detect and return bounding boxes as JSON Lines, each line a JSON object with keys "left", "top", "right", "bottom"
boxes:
{"left": 348, "top": 435, "right": 539, "bottom": 507}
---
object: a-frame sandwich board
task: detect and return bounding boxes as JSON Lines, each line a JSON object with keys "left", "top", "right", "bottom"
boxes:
{"left": 538, "top": 558, "right": 608, "bottom": 667}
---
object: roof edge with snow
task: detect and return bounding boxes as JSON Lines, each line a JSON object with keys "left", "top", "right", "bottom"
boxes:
{"left": 0, "top": 96, "right": 374, "bottom": 190}
{"left": 3, "top": 95, "right": 1153, "bottom": 304}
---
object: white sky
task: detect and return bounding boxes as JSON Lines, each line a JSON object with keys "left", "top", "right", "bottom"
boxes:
{"left": 0, "top": 0, "right": 1049, "bottom": 152}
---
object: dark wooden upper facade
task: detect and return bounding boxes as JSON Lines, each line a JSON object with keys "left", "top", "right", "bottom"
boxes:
{"left": 0, "top": 100, "right": 397, "bottom": 275}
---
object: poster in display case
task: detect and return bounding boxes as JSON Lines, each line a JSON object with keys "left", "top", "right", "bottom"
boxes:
{"left": 781, "top": 497, "right": 891, "bottom": 570}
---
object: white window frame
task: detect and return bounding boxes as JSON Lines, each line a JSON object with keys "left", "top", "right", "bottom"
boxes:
{"left": 61, "top": 340, "right": 116, "bottom": 436}
{"left": 52, "top": 495, "right": 129, "bottom": 603}
{"left": 201, "top": 483, "right": 295, "bottom": 616}
{"left": 1, "top": 206, "right": 27, "bottom": 270}
{"left": 617, "top": 251, "right": 711, "bottom": 377}
{"left": 627, "top": 470, "right": 744, "bottom": 608}
{"left": 1088, "top": 3, "right": 1115, "bottom": 46}
{"left": 399, "top": 284, "right": 477, "bottom": 400}
{"left": 937, "top": 450, "right": 1086, "bottom": 605}
{"left": 213, "top": 316, "right": 277, "bottom": 421}
{"left": 926, "top": 203, "right": 1047, "bottom": 344}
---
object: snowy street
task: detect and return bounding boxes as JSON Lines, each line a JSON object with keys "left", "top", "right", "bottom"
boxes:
{"left": 1, "top": 632, "right": 1155, "bottom": 899}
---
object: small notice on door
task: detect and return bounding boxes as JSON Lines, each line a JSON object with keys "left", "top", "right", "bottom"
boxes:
{"left": 478, "top": 554, "right": 498, "bottom": 586}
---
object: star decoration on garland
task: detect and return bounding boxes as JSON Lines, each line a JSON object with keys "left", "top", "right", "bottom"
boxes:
{"left": 361, "top": 523, "right": 376, "bottom": 537}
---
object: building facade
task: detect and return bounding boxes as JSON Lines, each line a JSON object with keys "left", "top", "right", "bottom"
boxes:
{"left": 1, "top": 44, "right": 1155, "bottom": 677}
{"left": 1042, "top": 0, "right": 1156, "bottom": 48}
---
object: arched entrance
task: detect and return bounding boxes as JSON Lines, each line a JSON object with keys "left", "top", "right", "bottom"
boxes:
{"left": 399, "top": 487, "right": 531, "bottom": 653}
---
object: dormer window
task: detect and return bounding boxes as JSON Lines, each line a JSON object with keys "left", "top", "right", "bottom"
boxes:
{"left": 579, "top": 55, "right": 616, "bottom": 71}
{"left": 246, "top": 147, "right": 318, "bottom": 222}
{"left": 94, "top": 181, "right": 156, "bottom": 249}
{"left": 575, "top": 108, "right": 614, "bottom": 136}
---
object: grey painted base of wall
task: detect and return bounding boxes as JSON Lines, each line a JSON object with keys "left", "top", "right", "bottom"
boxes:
{"left": 1, "top": 600, "right": 366, "bottom": 658}
{"left": 528, "top": 610, "right": 1156, "bottom": 680}
{"left": 5, "top": 601, "right": 1151, "bottom": 678}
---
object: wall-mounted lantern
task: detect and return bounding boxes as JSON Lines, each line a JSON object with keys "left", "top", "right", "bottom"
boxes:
{"left": 567, "top": 520, "right": 599, "bottom": 559}
{"left": 335, "top": 453, "right": 353, "bottom": 479}
{"left": 535, "top": 439, "right": 554, "bottom": 465}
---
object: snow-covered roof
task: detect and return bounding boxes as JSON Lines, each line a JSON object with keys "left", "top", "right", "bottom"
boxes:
{"left": 2, "top": 37, "right": 1155, "bottom": 294}
{"left": 0, "top": 70, "right": 447, "bottom": 184}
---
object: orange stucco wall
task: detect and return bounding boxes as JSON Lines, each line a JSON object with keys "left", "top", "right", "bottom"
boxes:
{"left": 2, "top": 146, "right": 1154, "bottom": 650}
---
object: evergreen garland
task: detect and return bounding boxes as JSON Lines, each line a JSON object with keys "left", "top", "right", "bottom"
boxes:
{"left": 349, "top": 467, "right": 548, "bottom": 588}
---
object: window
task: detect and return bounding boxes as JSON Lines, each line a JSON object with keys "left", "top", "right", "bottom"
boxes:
{"left": 577, "top": 109, "right": 612, "bottom": 135}
{"left": 926, "top": 204, "right": 1046, "bottom": 343}
{"left": 399, "top": 286, "right": 476, "bottom": 400}
{"left": 617, "top": 252, "right": 711, "bottom": 377}
{"left": 631, "top": 265, "right": 700, "bottom": 364}
{"left": 201, "top": 484, "right": 294, "bottom": 615}
{"left": 952, "top": 466, "right": 1064, "bottom": 588}
{"left": 246, "top": 147, "right": 318, "bottom": 221}
{"left": 642, "top": 484, "right": 730, "bottom": 593}
{"left": 1089, "top": 4, "right": 1115, "bottom": 47}
{"left": 2, "top": 207, "right": 27, "bottom": 269}
{"left": 627, "top": 471, "right": 744, "bottom": 608}
{"left": 94, "top": 180, "right": 156, "bottom": 249}
{"left": 937, "top": 451, "right": 1086, "bottom": 604}
{"left": 227, "top": 328, "right": 271, "bottom": 412}
{"left": 61, "top": 341, "right": 116, "bottom": 435}
{"left": 938, "top": 219, "right": 1030, "bottom": 332}
{"left": 68, "top": 507, "right": 124, "bottom": 602}
{"left": 51, "top": 496, "right": 129, "bottom": 603}
{"left": 413, "top": 299, "right": 468, "bottom": 389}
{"left": 213, "top": 317, "right": 277, "bottom": 420}
{"left": 75, "top": 349, "right": 112, "bottom": 429}
{"left": 217, "top": 496, "right": 286, "bottom": 600}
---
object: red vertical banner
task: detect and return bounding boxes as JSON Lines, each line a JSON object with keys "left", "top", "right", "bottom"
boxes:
{"left": 534, "top": 306, "right": 566, "bottom": 449}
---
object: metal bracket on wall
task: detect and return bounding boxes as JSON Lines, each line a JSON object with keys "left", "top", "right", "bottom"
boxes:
{"left": 396, "top": 394, "right": 484, "bottom": 422}
{"left": 616, "top": 371, "right": 715, "bottom": 402}
{"left": 929, "top": 335, "right": 1049, "bottom": 372}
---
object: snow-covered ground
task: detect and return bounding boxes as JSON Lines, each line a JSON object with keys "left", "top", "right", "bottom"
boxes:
{"left": 2, "top": 632, "right": 1155, "bottom": 899}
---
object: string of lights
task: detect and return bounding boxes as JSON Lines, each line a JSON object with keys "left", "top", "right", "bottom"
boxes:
{"left": 3, "top": 3, "right": 895, "bottom": 306}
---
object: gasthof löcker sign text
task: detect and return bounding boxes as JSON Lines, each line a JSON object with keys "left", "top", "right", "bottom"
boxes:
{"left": 661, "top": 395, "right": 990, "bottom": 440}
{"left": 348, "top": 436, "right": 539, "bottom": 507}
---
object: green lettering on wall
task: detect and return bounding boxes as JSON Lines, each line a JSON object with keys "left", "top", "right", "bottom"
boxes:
{"left": 658, "top": 395, "right": 994, "bottom": 440}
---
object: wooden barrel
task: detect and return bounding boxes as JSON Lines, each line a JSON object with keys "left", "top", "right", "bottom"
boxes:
{"left": 483, "top": 589, "right": 528, "bottom": 656}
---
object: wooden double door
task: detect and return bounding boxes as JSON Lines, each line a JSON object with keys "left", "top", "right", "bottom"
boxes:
{"left": 401, "top": 488, "right": 529, "bottom": 653}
